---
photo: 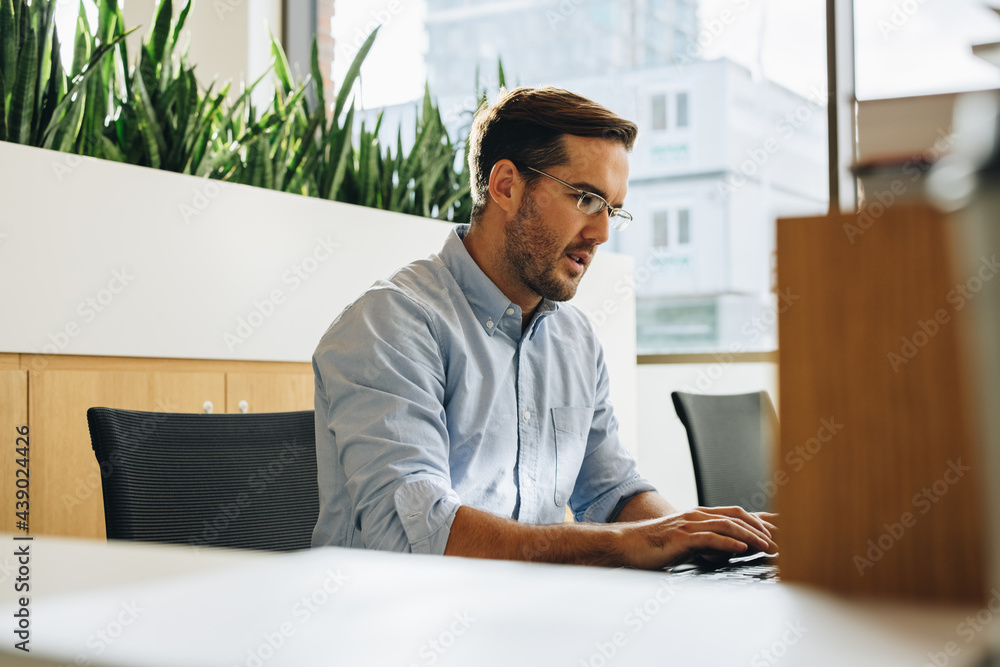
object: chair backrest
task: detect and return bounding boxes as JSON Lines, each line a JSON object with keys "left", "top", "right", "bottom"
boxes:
{"left": 670, "top": 391, "right": 777, "bottom": 512}
{"left": 87, "top": 407, "right": 318, "bottom": 551}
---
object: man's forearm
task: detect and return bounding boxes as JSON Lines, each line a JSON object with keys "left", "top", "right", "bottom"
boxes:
{"left": 444, "top": 505, "right": 629, "bottom": 567}
{"left": 443, "top": 501, "right": 778, "bottom": 570}
{"left": 612, "top": 491, "right": 676, "bottom": 523}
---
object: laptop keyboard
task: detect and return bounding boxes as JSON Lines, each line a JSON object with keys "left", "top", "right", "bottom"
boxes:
{"left": 666, "top": 554, "right": 780, "bottom": 585}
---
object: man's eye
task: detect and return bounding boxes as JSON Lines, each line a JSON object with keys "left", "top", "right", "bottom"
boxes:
{"left": 578, "top": 194, "right": 602, "bottom": 213}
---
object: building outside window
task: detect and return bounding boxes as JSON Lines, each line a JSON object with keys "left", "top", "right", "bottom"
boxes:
{"left": 334, "top": 0, "right": 831, "bottom": 356}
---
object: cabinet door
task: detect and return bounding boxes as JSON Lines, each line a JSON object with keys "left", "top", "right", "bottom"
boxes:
{"left": 225, "top": 372, "right": 314, "bottom": 414}
{"left": 29, "top": 370, "right": 225, "bottom": 539}
{"left": 0, "top": 369, "right": 29, "bottom": 534}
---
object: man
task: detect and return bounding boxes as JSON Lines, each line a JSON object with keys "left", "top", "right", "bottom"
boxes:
{"left": 312, "top": 86, "right": 777, "bottom": 568}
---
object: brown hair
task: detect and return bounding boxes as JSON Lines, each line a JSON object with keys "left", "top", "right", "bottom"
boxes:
{"left": 467, "top": 86, "right": 638, "bottom": 222}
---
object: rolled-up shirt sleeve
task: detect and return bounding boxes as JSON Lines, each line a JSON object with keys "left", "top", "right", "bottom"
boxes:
{"left": 314, "top": 285, "right": 461, "bottom": 555}
{"left": 569, "top": 343, "right": 658, "bottom": 524}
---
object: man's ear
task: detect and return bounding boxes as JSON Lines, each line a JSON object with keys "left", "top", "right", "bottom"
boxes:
{"left": 487, "top": 159, "right": 523, "bottom": 214}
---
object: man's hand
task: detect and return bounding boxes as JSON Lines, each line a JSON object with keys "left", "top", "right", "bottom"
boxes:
{"left": 619, "top": 507, "right": 778, "bottom": 570}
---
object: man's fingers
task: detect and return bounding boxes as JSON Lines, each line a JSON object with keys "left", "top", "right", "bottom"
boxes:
{"left": 686, "top": 531, "right": 751, "bottom": 556}
{"left": 689, "top": 517, "right": 776, "bottom": 554}
{"left": 692, "top": 506, "right": 779, "bottom": 544}
{"left": 685, "top": 509, "right": 778, "bottom": 552}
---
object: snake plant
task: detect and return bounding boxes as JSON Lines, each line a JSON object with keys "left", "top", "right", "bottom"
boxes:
{"left": 1, "top": 0, "right": 477, "bottom": 222}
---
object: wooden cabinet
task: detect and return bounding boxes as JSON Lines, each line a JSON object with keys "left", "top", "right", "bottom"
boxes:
{"left": 0, "top": 354, "right": 313, "bottom": 540}
{"left": 1, "top": 354, "right": 28, "bottom": 537}
{"left": 226, "top": 372, "right": 314, "bottom": 414}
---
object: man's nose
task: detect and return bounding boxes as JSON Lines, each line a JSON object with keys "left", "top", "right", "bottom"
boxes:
{"left": 583, "top": 211, "right": 611, "bottom": 246}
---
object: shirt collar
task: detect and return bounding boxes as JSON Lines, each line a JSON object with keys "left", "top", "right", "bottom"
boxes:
{"left": 440, "top": 224, "right": 559, "bottom": 336}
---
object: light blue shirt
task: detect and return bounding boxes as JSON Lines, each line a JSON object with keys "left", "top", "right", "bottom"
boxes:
{"left": 311, "top": 224, "right": 655, "bottom": 555}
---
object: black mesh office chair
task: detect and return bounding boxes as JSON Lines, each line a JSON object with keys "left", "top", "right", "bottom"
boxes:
{"left": 670, "top": 391, "right": 778, "bottom": 512}
{"left": 87, "top": 407, "right": 319, "bottom": 551}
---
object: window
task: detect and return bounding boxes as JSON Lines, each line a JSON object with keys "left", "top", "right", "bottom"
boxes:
{"left": 651, "top": 91, "right": 689, "bottom": 132}
{"left": 677, "top": 209, "right": 690, "bottom": 245}
{"left": 333, "top": 0, "right": 829, "bottom": 356}
{"left": 854, "top": 0, "right": 1000, "bottom": 99}
{"left": 651, "top": 94, "right": 668, "bottom": 131}
{"left": 653, "top": 211, "right": 670, "bottom": 248}
{"left": 676, "top": 92, "right": 689, "bottom": 129}
{"left": 651, "top": 208, "right": 692, "bottom": 250}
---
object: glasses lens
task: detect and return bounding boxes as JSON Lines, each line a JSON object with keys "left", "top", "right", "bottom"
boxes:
{"left": 577, "top": 194, "right": 605, "bottom": 215}
{"left": 610, "top": 211, "right": 631, "bottom": 232}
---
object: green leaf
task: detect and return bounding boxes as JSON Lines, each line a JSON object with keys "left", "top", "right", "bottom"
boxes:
{"left": 182, "top": 81, "right": 229, "bottom": 174}
{"left": 195, "top": 140, "right": 239, "bottom": 179}
{"left": 71, "top": 2, "right": 90, "bottom": 78}
{"left": 435, "top": 181, "right": 471, "bottom": 221}
{"left": 170, "top": 0, "right": 191, "bottom": 48}
{"left": 0, "top": 68, "right": 8, "bottom": 141}
{"left": 282, "top": 109, "right": 322, "bottom": 190}
{"left": 17, "top": 0, "right": 28, "bottom": 57}
{"left": 93, "top": 133, "right": 121, "bottom": 161}
{"left": 333, "top": 28, "right": 377, "bottom": 121}
{"left": 94, "top": 0, "right": 113, "bottom": 44}
{"left": 1, "top": 0, "right": 17, "bottom": 106}
{"left": 422, "top": 81, "right": 432, "bottom": 123}
{"left": 267, "top": 23, "right": 292, "bottom": 96}
{"left": 309, "top": 38, "right": 324, "bottom": 118}
{"left": 54, "top": 81, "right": 86, "bottom": 153}
{"left": 36, "top": 20, "right": 62, "bottom": 144}
{"left": 146, "top": 0, "right": 171, "bottom": 66}
{"left": 131, "top": 61, "right": 164, "bottom": 168}
{"left": 326, "top": 104, "right": 354, "bottom": 199}
{"left": 8, "top": 24, "right": 37, "bottom": 144}
{"left": 113, "top": 3, "right": 130, "bottom": 68}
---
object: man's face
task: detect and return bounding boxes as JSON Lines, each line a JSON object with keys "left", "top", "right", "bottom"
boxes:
{"left": 502, "top": 135, "right": 630, "bottom": 303}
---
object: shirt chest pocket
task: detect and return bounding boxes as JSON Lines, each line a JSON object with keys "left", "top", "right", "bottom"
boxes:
{"left": 552, "top": 406, "right": 594, "bottom": 508}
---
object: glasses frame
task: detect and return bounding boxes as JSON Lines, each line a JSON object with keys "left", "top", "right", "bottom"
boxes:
{"left": 523, "top": 166, "right": 632, "bottom": 231}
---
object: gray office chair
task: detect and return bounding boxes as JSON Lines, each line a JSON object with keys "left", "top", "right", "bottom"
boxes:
{"left": 670, "top": 391, "right": 778, "bottom": 512}
{"left": 87, "top": 407, "right": 319, "bottom": 551}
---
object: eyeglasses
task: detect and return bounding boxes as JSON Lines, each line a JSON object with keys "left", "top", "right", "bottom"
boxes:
{"left": 524, "top": 166, "right": 632, "bottom": 231}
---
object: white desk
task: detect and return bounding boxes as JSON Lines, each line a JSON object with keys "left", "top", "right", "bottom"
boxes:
{"left": 0, "top": 534, "right": 994, "bottom": 666}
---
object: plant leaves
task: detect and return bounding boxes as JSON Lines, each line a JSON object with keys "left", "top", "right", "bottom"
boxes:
{"left": 8, "top": 23, "right": 36, "bottom": 144}
{"left": 40, "top": 26, "right": 135, "bottom": 148}
{"left": 0, "top": 0, "right": 17, "bottom": 110}
{"left": 146, "top": 0, "right": 171, "bottom": 66}
{"left": 267, "top": 23, "right": 292, "bottom": 97}
{"left": 70, "top": 2, "right": 90, "bottom": 78}
{"left": 333, "top": 28, "right": 377, "bottom": 122}
{"left": 131, "top": 61, "right": 164, "bottom": 168}
{"left": 309, "top": 37, "right": 324, "bottom": 118}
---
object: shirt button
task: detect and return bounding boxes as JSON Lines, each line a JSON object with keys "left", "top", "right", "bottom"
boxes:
{"left": 486, "top": 319, "right": 494, "bottom": 328}
{"left": 523, "top": 410, "right": 531, "bottom": 421}
{"left": 506, "top": 308, "right": 515, "bottom": 315}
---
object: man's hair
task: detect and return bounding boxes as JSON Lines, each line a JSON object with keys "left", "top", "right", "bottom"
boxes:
{"left": 466, "top": 86, "right": 638, "bottom": 222}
